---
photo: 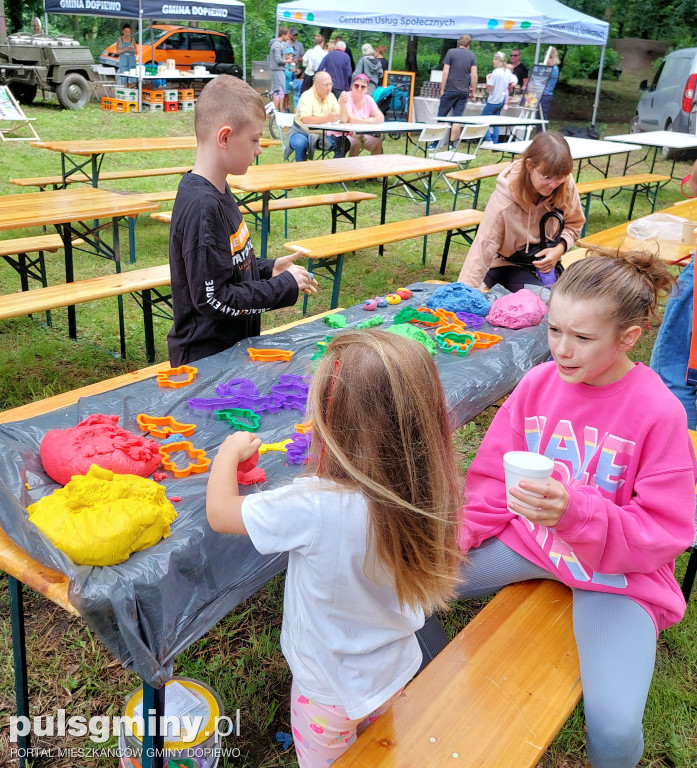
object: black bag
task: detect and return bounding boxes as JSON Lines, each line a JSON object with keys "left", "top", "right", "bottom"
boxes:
{"left": 502, "top": 209, "right": 565, "bottom": 278}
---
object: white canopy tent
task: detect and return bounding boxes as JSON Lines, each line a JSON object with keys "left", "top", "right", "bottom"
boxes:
{"left": 276, "top": 0, "right": 610, "bottom": 123}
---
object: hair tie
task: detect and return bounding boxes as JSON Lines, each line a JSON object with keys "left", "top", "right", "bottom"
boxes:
{"left": 681, "top": 174, "right": 694, "bottom": 198}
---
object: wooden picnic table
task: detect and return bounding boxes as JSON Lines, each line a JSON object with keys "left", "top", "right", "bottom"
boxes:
{"left": 0, "top": 186, "right": 159, "bottom": 350}
{"left": 30, "top": 135, "right": 278, "bottom": 186}
{"left": 577, "top": 199, "right": 697, "bottom": 264}
{"left": 226, "top": 153, "right": 457, "bottom": 259}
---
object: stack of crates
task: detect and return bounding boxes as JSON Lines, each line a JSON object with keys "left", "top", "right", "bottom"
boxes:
{"left": 179, "top": 88, "right": 195, "bottom": 112}
{"left": 115, "top": 87, "right": 138, "bottom": 103}
{"left": 164, "top": 88, "right": 178, "bottom": 112}
{"left": 142, "top": 88, "right": 164, "bottom": 112}
{"left": 101, "top": 96, "right": 138, "bottom": 113}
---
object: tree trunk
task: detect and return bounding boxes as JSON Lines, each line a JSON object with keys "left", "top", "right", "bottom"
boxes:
{"left": 320, "top": 27, "right": 334, "bottom": 42}
{"left": 439, "top": 39, "right": 456, "bottom": 67}
{"left": 406, "top": 35, "right": 418, "bottom": 72}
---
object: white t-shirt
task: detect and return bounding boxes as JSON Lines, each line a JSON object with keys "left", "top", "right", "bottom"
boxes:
{"left": 241, "top": 476, "right": 424, "bottom": 719}
{"left": 303, "top": 45, "right": 327, "bottom": 76}
{"left": 487, "top": 67, "right": 518, "bottom": 104}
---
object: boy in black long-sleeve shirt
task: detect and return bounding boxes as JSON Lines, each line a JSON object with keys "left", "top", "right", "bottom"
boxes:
{"left": 167, "top": 76, "right": 316, "bottom": 366}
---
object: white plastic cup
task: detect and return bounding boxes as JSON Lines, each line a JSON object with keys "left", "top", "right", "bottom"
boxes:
{"left": 503, "top": 451, "right": 554, "bottom": 515}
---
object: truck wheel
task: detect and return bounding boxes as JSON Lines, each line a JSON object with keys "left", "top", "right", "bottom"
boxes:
{"left": 9, "top": 82, "right": 37, "bottom": 105}
{"left": 56, "top": 73, "right": 91, "bottom": 110}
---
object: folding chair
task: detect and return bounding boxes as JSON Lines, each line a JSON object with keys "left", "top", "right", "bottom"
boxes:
{"left": 0, "top": 85, "right": 40, "bottom": 142}
{"left": 404, "top": 124, "right": 450, "bottom": 202}
{"left": 432, "top": 123, "right": 488, "bottom": 193}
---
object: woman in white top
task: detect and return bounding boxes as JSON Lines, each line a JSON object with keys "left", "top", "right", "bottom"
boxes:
{"left": 301, "top": 34, "right": 327, "bottom": 94}
{"left": 482, "top": 51, "right": 518, "bottom": 143}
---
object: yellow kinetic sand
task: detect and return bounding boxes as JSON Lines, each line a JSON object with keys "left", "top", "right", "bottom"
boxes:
{"left": 27, "top": 465, "right": 177, "bottom": 566}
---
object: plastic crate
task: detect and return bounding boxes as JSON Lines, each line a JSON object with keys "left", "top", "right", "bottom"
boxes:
{"left": 164, "top": 88, "right": 178, "bottom": 102}
{"left": 101, "top": 97, "right": 116, "bottom": 111}
{"left": 142, "top": 102, "right": 164, "bottom": 112}
{"left": 178, "top": 100, "right": 195, "bottom": 112}
{"left": 164, "top": 101, "right": 178, "bottom": 112}
{"left": 142, "top": 89, "right": 164, "bottom": 103}
{"left": 115, "top": 87, "right": 138, "bottom": 102}
{"left": 178, "top": 88, "right": 194, "bottom": 101}
{"left": 113, "top": 99, "right": 138, "bottom": 113}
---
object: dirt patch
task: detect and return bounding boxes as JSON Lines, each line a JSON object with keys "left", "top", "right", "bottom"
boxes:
{"left": 611, "top": 37, "right": 670, "bottom": 82}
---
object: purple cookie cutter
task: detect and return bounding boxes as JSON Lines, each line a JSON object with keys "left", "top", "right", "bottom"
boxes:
{"left": 286, "top": 431, "right": 312, "bottom": 464}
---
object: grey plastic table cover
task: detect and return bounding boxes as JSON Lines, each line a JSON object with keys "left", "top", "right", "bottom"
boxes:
{"left": 0, "top": 283, "right": 550, "bottom": 687}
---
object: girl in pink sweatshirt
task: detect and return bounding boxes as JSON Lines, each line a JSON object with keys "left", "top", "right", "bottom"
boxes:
{"left": 458, "top": 131, "right": 585, "bottom": 291}
{"left": 460, "top": 251, "right": 696, "bottom": 768}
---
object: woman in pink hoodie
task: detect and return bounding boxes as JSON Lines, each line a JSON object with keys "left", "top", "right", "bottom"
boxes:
{"left": 459, "top": 252, "right": 696, "bottom": 768}
{"left": 458, "top": 132, "right": 585, "bottom": 290}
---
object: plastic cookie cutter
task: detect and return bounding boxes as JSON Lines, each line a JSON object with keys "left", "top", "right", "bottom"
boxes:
{"left": 414, "top": 307, "right": 442, "bottom": 325}
{"left": 137, "top": 414, "right": 196, "bottom": 439}
{"left": 393, "top": 306, "right": 436, "bottom": 325}
{"left": 286, "top": 432, "right": 312, "bottom": 464}
{"left": 248, "top": 348, "right": 294, "bottom": 362}
{"left": 435, "top": 323, "right": 467, "bottom": 336}
{"left": 215, "top": 408, "right": 262, "bottom": 432}
{"left": 455, "top": 311, "right": 486, "bottom": 329}
{"left": 434, "top": 308, "right": 465, "bottom": 328}
{"left": 473, "top": 331, "right": 503, "bottom": 349}
{"left": 216, "top": 377, "right": 258, "bottom": 398}
{"left": 159, "top": 441, "right": 210, "bottom": 477}
{"left": 156, "top": 365, "right": 198, "bottom": 388}
{"left": 258, "top": 439, "right": 292, "bottom": 455}
{"left": 436, "top": 331, "right": 477, "bottom": 356}
{"left": 294, "top": 419, "right": 313, "bottom": 434}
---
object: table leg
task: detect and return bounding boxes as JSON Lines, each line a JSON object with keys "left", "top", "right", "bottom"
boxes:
{"left": 9, "top": 575, "right": 31, "bottom": 767}
{"left": 260, "top": 192, "right": 271, "bottom": 260}
{"left": 112, "top": 217, "right": 127, "bottom": 360}
{"left": 422, "top": 171, "right": 432, "bottom": 266}
{"left": 141, "top": 683, "right": 166, "bottom": 768}
{"left": 59, "top": 222, "right": 77, "bottom": 341}
{"left": 379, "top": 176, "right": 388, "bottom": 256}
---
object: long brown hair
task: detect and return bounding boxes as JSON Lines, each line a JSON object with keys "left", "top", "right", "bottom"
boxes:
{"left": 512, "top": 132, "right": 574, "bottom": 208}
{"left": 554, "top": 248, "right": 676, "bottom": 329}
{"left": 307, "top": 330, "right": 462, "bottom": 613}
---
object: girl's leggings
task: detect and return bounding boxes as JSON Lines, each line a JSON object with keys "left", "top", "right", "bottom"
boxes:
{"left": 458, "top": 538, "right": 657, "bottom": 768}
{"left": 290, "top": 679, "right": 403, "bottom": 767}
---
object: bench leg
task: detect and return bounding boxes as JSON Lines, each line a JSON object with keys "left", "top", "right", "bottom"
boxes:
{"left": 682, "top": 549, "right": 697, "bottom": 602}
{"left": 331, "top": 202, "right": 359, "bottom": 233}
{"left": 441, "top": 230, "right": 453, "bottom": 275}
{"left": 302, "top": 258, "right": 314, "bottom": 316}
{"left": 9, "top": 575, "right": 30, "bottom": 767}
{"left": 127, "top": 216, "right": 137, "bottom": 264}
{"left": 303, "top": 256, "right": 344, "bottom": 313}
{"left": 112, "top": 218, "right": 127, "bottom": 360}
{"left": 330, "top": 255, "right": 344, "bottom": 310}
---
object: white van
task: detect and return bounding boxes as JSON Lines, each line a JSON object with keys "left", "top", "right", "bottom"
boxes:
{"left": 631, "top": 48, "right": 697, "bottom": 153}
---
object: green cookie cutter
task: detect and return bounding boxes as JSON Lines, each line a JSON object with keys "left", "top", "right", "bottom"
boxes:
{"left": 215, "top": 408, "right": 262, "bottom": 431}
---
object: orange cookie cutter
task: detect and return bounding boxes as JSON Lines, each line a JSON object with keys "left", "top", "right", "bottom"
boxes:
{"left": 157, "top": 365, "right": 198, "bottom": 388}
{"left": 294, "top": 419, "right": 313, "bottom": 434}
{"left": 137, "top": 414, "right": 196, "bottom": 438}
{"left": 248, "top": 348, "right": 294, "bottom": 362}
{"left": 473, "top": 331, "right": 503, "bottom": 349}
{"left": 159, "top": 441, "right": 210, "bottom": 478}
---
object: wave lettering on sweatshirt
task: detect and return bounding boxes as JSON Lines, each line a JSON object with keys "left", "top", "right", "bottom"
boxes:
{"left": 522, "top": 416, "right": 634, "bottom": 588}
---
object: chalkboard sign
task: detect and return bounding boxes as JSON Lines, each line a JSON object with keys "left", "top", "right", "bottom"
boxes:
{"left": 383, "top": 70, "right": 415, "bottom": 121}
{"left": 520, "top": 64, "right": 553, "bottom": 117}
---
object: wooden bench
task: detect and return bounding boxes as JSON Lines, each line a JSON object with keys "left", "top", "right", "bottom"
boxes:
{"left": 576, "top": 173, "right": 670, "bottom": 236}
{"left": 446, "top": 163, "right": 513, "bottom": 210}
{"left": 284, "top": 209, "right": 483, "bottom": 309}
{"left": 333, "top": 580, "right": 581, "bottom": 768}
{"left": 0, "top": 264, "right": 171, "bottom": 364}
{"left": 147, "top": 190, "right": 378, "bottom": 235}
{"left": 8, "top": 166, "right": 193, "bottom": 191}
{"left": 0, "top": 234, "right": 88, "bottom": 324}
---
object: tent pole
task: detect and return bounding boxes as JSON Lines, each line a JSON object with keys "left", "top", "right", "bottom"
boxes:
{"left": 388, "top": 33, "right": 395, "bottom": 69}
{"left": 591, "top": 44, "right": 605, "bottom": 126}
{"left": 138, "top": 12, "right": 142, "bottom": 113}
{"left": 534, "top": 31, "right": 542, "bottom": 64}
{"left": 242, "top": 21, "right": 247, "bottom": 82}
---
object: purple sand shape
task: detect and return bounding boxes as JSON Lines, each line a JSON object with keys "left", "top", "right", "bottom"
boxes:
{"left": 456, "top": 312, "right": 486, "bottom": 329}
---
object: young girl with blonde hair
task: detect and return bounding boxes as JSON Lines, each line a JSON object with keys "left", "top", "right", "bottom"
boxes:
{"left": 459, "top": 250, "right": 697, "bottom": 768}
{"left": 207, "top": 330, "right": 462, "bottom": 767}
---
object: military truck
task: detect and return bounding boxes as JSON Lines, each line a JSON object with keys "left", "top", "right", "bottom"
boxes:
{"left": 0, "top": 32, "right": 96, "bottom": 109}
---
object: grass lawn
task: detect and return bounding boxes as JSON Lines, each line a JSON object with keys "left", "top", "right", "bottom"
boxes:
{"left": 0, "top": 97, "right": 695, "bottom": 767}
